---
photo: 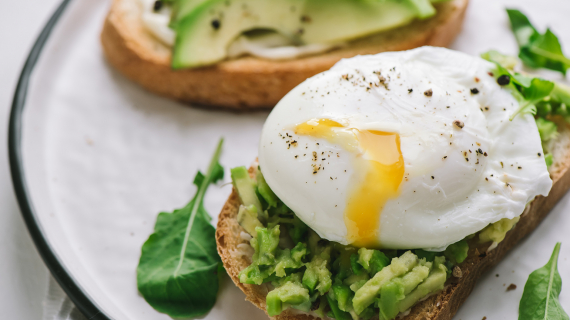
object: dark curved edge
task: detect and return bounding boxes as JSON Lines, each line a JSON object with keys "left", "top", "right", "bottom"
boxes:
{"left": 8, "top": 0, "right": 111, "bottom": 319}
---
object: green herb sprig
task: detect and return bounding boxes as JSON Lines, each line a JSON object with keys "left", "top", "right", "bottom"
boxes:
{"left": 137, "top": 139, "right": 225, "bottom": 318}
{"left": 519, "top": 242, "right": 569, "bottom": 320}
{"left": 481, "top": 50, "right": 555, "bottom": 121}
{"left": 507, "top": 9, "right": 570, "bottom": 75}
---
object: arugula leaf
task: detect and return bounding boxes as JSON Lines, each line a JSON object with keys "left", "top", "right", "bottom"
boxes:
{"left": 481, "top": 50, "right": 520, "bottom": 69}
{"left": 507, "top": 9, "right": 539, "bottom": 48}
{"left": 481, "top": 51, "right": 555, "bottom": 120}
{"left": 137, "top": 139, "right": 224, "bottom": 318}
{"left": 510, "top": 78, "right": 555, "bottom": 120}
{"left": 519, "top": 242, "right": 569, "bottom": 320}
{"left": 507, "top": 9, "right": 570, "bottom": 75}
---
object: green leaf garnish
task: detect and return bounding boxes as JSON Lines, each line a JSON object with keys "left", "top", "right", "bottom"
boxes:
{"left": 507, "top": 9, "right": 570, "bottom": 75}
{"left": 481, "top": 50, "right": 520, "bottom": 69}
{"left": 510, "top": 78, "right": 555, "bottom": 121}
{"left": 481, "top": 50, "right": 555, "bottom": 121}
{"left": 137, "top": 138, "right": 224, "bottom": 318}
{"left": 519, "top": 242, "right": 569, "bottom": 320}
{"left": 481, "top": 50, "right": 567, "bottom": 167}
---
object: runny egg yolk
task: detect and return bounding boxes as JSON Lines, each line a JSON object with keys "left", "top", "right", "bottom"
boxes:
{"left": 295, "top": 119, "right": 404, "bottom": 247}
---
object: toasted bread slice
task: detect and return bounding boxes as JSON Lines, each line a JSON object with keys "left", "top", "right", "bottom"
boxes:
{"left": 101, "top": 0, "right": 469, "bottom": 109}
{"left": 215, "top": 124, "right": 570, "bottom": 320}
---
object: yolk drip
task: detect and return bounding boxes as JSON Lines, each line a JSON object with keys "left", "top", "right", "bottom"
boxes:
{"left": 295, "top": 119, "right": 404, "bottom": 247}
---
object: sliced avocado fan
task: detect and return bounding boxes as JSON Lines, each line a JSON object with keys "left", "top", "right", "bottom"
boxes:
{"left": 171, "top": 0, "right": 447, "bottom": 68}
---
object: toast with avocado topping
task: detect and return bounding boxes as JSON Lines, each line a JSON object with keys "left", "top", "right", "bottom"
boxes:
{"left": 100, "top": 0, "right": 468, "bottom": 109}
{"left": 215, "top": 121, "right": 570, "bottom": 320}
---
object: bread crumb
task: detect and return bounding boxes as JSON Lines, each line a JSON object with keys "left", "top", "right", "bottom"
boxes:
{"left": 482, "top": 317, "right": 487, "bottom": 320}
{"left": 452, "top": 266, "right": 463, "bottom": 278}
{"left": 240, "top": 231, "right": 252, "bottom": 242}
{"left": 506, "top": 284, "right": 517, "bottom": 292}
{"left": 235, "top": 243, "right": 254, "bottom": 258}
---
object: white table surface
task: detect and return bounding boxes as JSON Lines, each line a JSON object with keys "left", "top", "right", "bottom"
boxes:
{"left": 1, "top": 0, "right": 60, "bottom": 319}
{"left": 1, "top": 1, "right": 569, "bottom": 319}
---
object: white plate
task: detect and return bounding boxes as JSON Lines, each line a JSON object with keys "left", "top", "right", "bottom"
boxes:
{"left": 10, "top": 0, "right": 570, "bottom": 319}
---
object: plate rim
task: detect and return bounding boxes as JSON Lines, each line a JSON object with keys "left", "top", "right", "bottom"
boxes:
{"left": 8, "top": 0, "right": 111, "bottom": 319}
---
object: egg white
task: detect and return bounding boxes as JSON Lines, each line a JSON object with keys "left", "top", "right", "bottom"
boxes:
{"left": 259, "top": 47, "right": 552, "bottom": 251}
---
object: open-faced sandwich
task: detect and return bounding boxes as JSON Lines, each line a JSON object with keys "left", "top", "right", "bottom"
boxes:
{"left": 101, "top": 0, "right": 468, "bottom": 109}
{"left": 215, "top": 46, "right": 570, "bottom": 320}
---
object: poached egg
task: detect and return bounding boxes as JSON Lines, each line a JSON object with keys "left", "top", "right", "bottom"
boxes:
{"left": 258, "top": 47, "right": 552, "bottom": 251}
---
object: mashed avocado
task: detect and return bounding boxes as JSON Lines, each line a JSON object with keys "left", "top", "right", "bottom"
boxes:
{"left": 479, "top": 216, "right": 520, "bottom": 244}
{"left": 233, "top": 167, "right": 458, "bottom": 319}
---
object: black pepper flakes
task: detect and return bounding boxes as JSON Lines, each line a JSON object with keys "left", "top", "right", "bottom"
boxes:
{"left": 538, "top": 152, "right": 542, "bottom": 156}
{"left": 211, "top": 19, "right": 221, "bottom": 30}
{"left": 408, "top": 88, "right": 413, "bottom": 93}
{"left": 300, "top": 15, "right": 311, "bottom": 23}
{"left": 497, "top": 75, "right": 511, "bottom": 86}
{"left": 424, "top": 89, "right": 433, "bottom": 97}
{"left": 431, "top": 176, "right": 435, "bottom": 179}
{"left": 153, "top": 0, "right": 163, "bottom": 11}
{"left": 470, "top": 88, "right": 480, "bottom": 94}
{"left": 453, "top": 120, "right": 464, "bottom": 129}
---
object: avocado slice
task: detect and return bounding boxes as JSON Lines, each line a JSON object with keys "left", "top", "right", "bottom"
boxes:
{"left": 172, "top": 0, "right": 440, "bottom": 68}
{"left": 332, "top": 284, "right": 353, "bottom": 312}
{"left": 170, "top": 0, "right": 209, "bottom": 28}
{"left": 231, "top": 166, "right": 263, "bottom": 215}
{"left": 326, "top": 295, "right": 352, "bottom": 320}
{"left": 396, "top": 256, "right": 448, "bottom": 314}
{"left": 256, "top": 169, "right": 279, "bottom": 208}
{"left": 358, "top": 248, "right": 390, "bottom": 276}
{"left": 266, "top": 281, "right": 311, "bottom": 316}
{"left": 302, "top": 253, "right": 332, "bottom": 295}
{"left": 378, "top": 262, "right": 431, "bottom": 319}
{"left": 236, "top": 204, "right": 263, "bottom": 235}
{"left": 253, "top": 225, "right": 280, "bottom": 266}
{"left": 352, "top": 251, "right": 418, "bottom": 314}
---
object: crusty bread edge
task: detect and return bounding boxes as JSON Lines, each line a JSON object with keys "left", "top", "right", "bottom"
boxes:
{"left": 215, "top": 131, "right": 570, "bottom": 320}
{"left": 100, "top": 0, "right": 468, "bottom": 109}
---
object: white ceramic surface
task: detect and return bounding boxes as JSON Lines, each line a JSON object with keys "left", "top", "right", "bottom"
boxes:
{"left": 0, "top": 0, "right": 60, "bottom": 318}
{"left": 18, "top": 0, "right": 570, "bottom": 319}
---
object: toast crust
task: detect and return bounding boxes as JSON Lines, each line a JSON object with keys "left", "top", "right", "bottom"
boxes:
{"left": 101, "top": 0, "right": 468, "bottom": 109}
{"left": 216, "top": 134, "right": 570, "bottom": 320}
